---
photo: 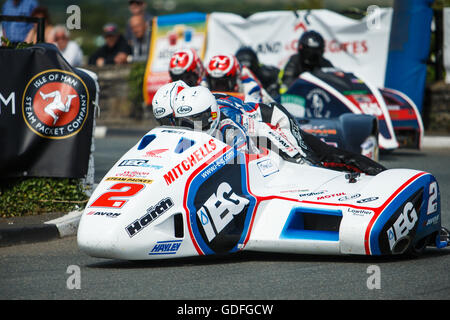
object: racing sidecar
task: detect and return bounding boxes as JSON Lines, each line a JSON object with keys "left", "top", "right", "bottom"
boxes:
{"left": 279, "top": 68, "right": 424, "bottom": 151}
{"left": 77, "top": 127, "right": 448, "bottom": 260}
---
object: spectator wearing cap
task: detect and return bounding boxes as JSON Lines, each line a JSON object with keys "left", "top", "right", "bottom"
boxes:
{"left": 127, "top": 14, "right": 151, "bottom": 62}
{"left": 52, "top": 25, "right": 84, "bottom": 67}
{"left": 1, "top": 0, "right": 38, "bottom": 43}
{"left": 88, "top": 23, "right": 132, "bottom": 67}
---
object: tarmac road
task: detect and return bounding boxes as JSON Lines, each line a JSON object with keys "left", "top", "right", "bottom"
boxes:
{"left": 1, "top": 134, "right": 450, "bottom": 301}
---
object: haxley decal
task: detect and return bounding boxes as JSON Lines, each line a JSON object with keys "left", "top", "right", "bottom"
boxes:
{"left": 22, "top": 69, "right": 89, "bottom": 139}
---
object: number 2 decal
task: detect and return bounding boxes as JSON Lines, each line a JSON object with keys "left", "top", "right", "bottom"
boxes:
{"left": 90, "top": 183, "right": 145, "bottom": 209}
{"left": 427, "top": 181, "right": 438, "bottom": 215}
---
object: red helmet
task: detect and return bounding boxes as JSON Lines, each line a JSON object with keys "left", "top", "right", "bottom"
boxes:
{"left": 169, "top": 48, "right": 205, "bottom": 86}
{"left": 205, "top": 54, "right": 241, "bottom": 92}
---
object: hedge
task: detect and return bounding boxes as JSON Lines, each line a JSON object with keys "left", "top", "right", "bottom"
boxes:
{"left": 0, "top": 177, "right": 89, "bottom": 218}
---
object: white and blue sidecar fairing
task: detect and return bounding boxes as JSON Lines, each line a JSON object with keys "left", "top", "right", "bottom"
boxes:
{"left": 77, "top": 127, "right": 447, "bottom": 260}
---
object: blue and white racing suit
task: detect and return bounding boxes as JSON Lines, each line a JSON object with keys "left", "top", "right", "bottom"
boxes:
{"left": 212, "top": 93, "right": 311, "bottom": 162}
{"left": 211, "top": 93, "right": 387, "bottom": 175}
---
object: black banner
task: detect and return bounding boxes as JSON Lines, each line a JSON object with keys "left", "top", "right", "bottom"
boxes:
{"left": 0, "top": 43, "right": 96, "bottom": 178}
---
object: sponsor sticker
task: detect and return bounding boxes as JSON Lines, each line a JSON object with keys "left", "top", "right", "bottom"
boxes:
{"left": 126, "top": 197, "right": 174, "bottom": 237}
{"left": 149, "top": 240, "right": 182, "bottom": 255}
{"left": 197, "top": 182, "right": 250, "bottom": 242}
{"left": 118, "top": 159, "right": 163, "bottom": 169}
{"left": 256, "top": 159, "right": 278, "bottom": 177}
{"left": 105, "top": 177, "right": 153, "bottom": 184}
{"left": 338, "top": 194, "right": 361, "bottom": 201}
{"left": 86, "top": 211, "right": 121, "bottom": 218}
{"left": 163, "top": 139, "right": 217, "bottom": 186}
{"left": 357, "top": 197, "right": 379, "bottom": 204}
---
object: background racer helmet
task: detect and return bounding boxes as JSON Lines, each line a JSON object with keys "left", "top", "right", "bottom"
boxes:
{"left": 152, "top": 80, "right": 188, "bottom": 126}
{"left": 173, "top": 86, "right": 220, "bottom": 135}
{"left": 235, "top": 46, "right": 259, "bottom": 74}
{"left": 205, "top": 54, "right": 241, "bottom": 92}
{"left": 169, "top": 48, "right": 205, "bottom": 86}
{"left": 297, "top": 30, "right": 326, "bottom": 67}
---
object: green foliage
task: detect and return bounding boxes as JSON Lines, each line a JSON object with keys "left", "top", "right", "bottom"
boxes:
{"left": 1, "top": 37, "right": 34, "bottom": 49}
{"left": 0, "top": 178, "right": 88, "bottom": 218}
{"left": 128, "top": 61, "right": 147, "bottom": 106}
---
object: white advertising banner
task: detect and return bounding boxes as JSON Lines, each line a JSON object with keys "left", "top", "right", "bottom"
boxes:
{"left": 205, "top": 9, "right": 393, "bottom": 87}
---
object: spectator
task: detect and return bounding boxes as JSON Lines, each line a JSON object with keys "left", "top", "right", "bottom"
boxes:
{"left": 125, "top": 0, "right": 152, "bottom": 40}
{"left": 24, "top": 6, "right": 54, "bottom": 43}
{"left": 127, "top": 14, "right": 151, "bottom": 62}
{"left": 52, "top": 25, "right": 83, "bottom": 67}
{"left": 88, "top": 23, "right": 132, "bottom": 67}
{"left": 1, "top": 0, "right": 38, "bottom": 43}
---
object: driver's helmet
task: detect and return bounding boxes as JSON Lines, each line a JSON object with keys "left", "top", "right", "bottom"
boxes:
{"left": 169, "top": 48, "right": 205, "bottom": 86}
{"left": 297, "top": 30, "right": 325, "bottom": 67}
{"left": 205, "top": 54, "right": 241, "bottom": 92}
{"left": 235, "top": 46, "right": 259, "bottom": 74}
{"left": 152, "top": 80, "right": 188, "bottom": 126}
{"left": 173, "top": 86, "right": 220, "bottom": 135}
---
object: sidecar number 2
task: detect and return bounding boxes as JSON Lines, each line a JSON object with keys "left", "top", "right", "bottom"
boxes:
{"left": 90, "top": 183, "right": 145, "bottom": 209}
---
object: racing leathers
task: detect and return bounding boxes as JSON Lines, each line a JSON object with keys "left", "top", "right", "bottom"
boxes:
{"left": 211, "top": 66, "right": 274, "bottom": 105}
{"left": 279, "top": 53, "right": 334, "bottom": 94}
{"left": 213, "top": 93, "right": 386, "bottom": 176}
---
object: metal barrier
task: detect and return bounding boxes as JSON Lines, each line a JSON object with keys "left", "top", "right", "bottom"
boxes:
{"left": 0, "top": 15, "right": 46, "bottom": 43}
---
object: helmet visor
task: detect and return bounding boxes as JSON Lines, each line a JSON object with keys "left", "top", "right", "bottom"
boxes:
{"left": 207, "top": 76, "right": 236, "bottom": 92}
{"left": 301, "top": 47, "right": 323, "bottom": 66}
{"left": 176, "top": 108, "right": 217, "bottom": 131}
{"left": 157, "top": 114, "right": 176, "bottom": 126}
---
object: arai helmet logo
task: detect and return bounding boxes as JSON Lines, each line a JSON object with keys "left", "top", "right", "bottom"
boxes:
{"left": 154, "top": 107, "right": 166, "bottom": 116}
{"left": 177, "top": 105, "right": 192, "bottom": 114}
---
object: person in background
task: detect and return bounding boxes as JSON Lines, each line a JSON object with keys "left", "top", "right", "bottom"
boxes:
{"left": 205, "top": 53, "right": 272, "bottom": 104}
{"left": 125, "top": 0, "right": 152, "bottom": 40}
{"left": 52, "top": 25, "right": 83, "bottom": 67}
{"left": 235, "top": 46, "right": 280, "bottom": 99}
{"left": 24, "top": 6, "right": 54, "bottom": 43}
{"left": 127, "top": 14, "right": 151, "bottom": 62}
{"left": 1, "top": 0, "right": 38, "bottom": 43}
{"left": 279, "top": 30, "right": 333, "bottom": 94}
{"left": 88, "top": 23, "right": 132, "bottom": 67}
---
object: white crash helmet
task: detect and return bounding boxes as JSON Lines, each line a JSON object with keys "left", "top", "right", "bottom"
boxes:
{"left": 173, "top": 86, "right": 220, "bottom": 135}
{"left": 152, "top": 80, "right": 188, "bottom": 125}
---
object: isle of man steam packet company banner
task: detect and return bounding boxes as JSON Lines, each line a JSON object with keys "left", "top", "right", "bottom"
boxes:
{"left": 0, "top": 43, "right": 96, "bottom": 179}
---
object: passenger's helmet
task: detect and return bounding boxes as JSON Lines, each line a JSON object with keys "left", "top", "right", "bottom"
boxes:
{"left": 205, "top": 54, "right": 241, "bottom": 92}
{"left": 173, "top": 86, "right": 220, "bottom": 135}
{"left": 169, "top": 48, "right": 205, "bottom": 86}
{"left": 235, "top": 47, "right": 259, "bottom": 74}
{"left": 152, "top": 80, "right": 188, "bottom": 126}
{"left": 298, "top": 30, "right": 325, "bottom": 66}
